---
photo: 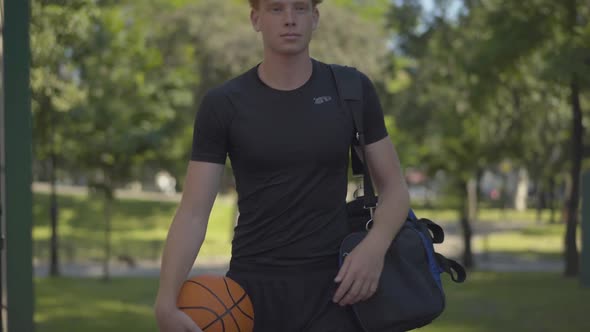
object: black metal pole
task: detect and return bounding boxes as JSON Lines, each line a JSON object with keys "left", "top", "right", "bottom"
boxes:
{"left": 1, "top": 0, "right": 6, "bottom": 329}
{"left": 0, "top": 198, "right": 4, "bottom": 332}
{"left": 4, "top": 0, "right": 35, "bottom": 330}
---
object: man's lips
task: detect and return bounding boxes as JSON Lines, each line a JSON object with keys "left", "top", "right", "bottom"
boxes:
{"left": 281, "top": 33, "right": 301, "bottom": 38}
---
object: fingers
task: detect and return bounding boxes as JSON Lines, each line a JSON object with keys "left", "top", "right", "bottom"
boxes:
{"left": 334, "top": 256, "right": 350, "bottom": 283}
{"left": 333, "top": 246, "right": 384, "bottom": 306}
{"left": 333, "top": 260, "right": 352, "bottom": 303}
{"left": 361, "top": 281, "right": 378, "bottom": 301}
{"left": 333, "top": 267, "right": 380, "bottom": 306}
{"left": 341, "top": 278, "right": 378, "bottom": 305}
{"left": 338, "top": 279, "right": 363, "bottom": 306}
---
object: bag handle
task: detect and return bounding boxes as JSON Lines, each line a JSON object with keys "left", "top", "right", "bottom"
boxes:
{"left": 435, "top": 253, "right": 467, "bottom": 283}
{"left": 328, "top": 64, "right": 377, "bottom": 210}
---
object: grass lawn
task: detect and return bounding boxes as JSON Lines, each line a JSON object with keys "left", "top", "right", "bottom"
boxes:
{"left": 472, "top": 223, "right": 578, "bottom": 260}
{"left": 413, "top": 207, "right": 558, "bottom": 224}
{"left": 33, "top": 192, "right": 236, "bottom": 263}
{"left": 33, "top": 192, "right": 575, "bottom": 264}
{"left": 34, "top": 272, "right": 590, "bottom": 332}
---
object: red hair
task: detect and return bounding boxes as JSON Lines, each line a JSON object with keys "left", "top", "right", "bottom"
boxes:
{"left": 248, "top": 0, "right": 323, "bottom": 9}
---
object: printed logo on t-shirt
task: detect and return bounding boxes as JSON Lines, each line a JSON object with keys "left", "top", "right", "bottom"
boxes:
{"left": 313, "top": 96, "right": 333, "bottom": 105}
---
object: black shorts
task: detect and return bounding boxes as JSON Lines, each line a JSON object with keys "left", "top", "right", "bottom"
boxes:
{"left": 226, "top": 258, "right": 363, "bottom": 332}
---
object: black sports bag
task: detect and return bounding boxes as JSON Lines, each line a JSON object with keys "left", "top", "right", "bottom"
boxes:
{"left": 329, "top": 64, "right": 466, "bottom": 332}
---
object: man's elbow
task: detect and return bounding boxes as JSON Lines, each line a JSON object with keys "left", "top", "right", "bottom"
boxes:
{"left": 379, "top": 178, "right": 410, "bottom": 208}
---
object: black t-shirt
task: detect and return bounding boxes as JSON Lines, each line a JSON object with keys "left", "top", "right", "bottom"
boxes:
{"left": 191, "top": 58, "right": 388, "bottom": 268}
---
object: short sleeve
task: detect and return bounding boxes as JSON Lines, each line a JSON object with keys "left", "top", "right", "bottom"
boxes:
{"left": 190, "top": 90, "right": 231, "bottom": 164}
{"left": 357, "top": 72, "right": 389, "bottom": 145}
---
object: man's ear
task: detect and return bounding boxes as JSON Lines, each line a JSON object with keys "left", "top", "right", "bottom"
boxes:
{"left": 312, "top": 7, "right": 320, "bottom": 31}
{"left": 251, "top": 9, "right": 261, "bottom": 32}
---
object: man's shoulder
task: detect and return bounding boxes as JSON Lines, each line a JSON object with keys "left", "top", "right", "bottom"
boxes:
{"left": 315, "top": 59, "right": 372, "bottom": 83}
{"left": 204, "top": 66, "right": 255, "bottom": 100}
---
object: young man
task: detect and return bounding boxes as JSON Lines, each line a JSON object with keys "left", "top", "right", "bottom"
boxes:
{"left": 154, "top": 0, "right": 410, "bottom": 331}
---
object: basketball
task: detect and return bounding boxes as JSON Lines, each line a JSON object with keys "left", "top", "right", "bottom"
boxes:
{"left": 177, "top": 275, "right": 254, "bottom": 332}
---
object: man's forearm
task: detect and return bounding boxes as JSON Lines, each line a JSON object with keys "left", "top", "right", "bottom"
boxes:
{"left": 155, "top": 214, "right": 207, "bottom": 307}
{"left": 365, "top": 184, "right": 410, "bottom": 253}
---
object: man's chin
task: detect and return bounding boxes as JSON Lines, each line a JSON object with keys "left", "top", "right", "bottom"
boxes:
{"left": 273, "top": 45, "right": 308, "bottom": 56}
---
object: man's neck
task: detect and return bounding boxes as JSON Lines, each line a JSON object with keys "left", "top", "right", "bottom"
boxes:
{"left": 257, "top": 52, "right": 313, "bottom": 91}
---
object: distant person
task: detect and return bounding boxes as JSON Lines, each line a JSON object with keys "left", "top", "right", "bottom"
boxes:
{"left": 155, "top": 171, "right": 177, "bottom": 196}
{"left": 154, "top": 1, "right": 410, "bottom": 331}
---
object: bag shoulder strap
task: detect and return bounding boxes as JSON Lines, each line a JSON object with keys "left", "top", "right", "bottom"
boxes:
{"left": 328, "top": 64, "right": 377, "bottom": 208}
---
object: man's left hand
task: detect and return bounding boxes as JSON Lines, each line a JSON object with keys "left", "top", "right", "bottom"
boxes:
{"left": 332, "top": 235, "right": 387, "bottom": 306}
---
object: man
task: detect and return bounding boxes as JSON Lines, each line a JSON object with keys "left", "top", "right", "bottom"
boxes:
{"left": 154, "top": 0, "right": 410, "bottom": 331}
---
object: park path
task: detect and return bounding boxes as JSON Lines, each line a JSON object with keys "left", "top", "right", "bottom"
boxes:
{"left": 32, "top": 183, "right": 563, "bottom": 277}
{"left": 33, "top": 220, "right": 563, "bottom": 278}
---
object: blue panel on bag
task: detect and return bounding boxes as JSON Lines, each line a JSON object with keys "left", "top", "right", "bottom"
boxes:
{"left": 408, "top": 209, "right": 418, "bottom": 221}
{"left": 415, "top": 228, "right": 443, "bottom": 290}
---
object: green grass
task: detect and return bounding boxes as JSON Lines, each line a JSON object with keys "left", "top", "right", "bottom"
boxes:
{"left": 413, "top": 207, "right": 558, "bottom": 224}
{"left": 35, "top": 277, "right": 159, "bottom": 331}
{"left": 33, "top": 192, "right": 236, "bottom": 263}
{"left": 472, "top": 223, "right": 580, "bottom": 260}
{"left": 34, "top": 272, "right": 590, "bottom": 332}
{"left": 33, "top": 191, "right": 572, "bottom": 263}
{"left": 419, "top": 272, "right": 590, "bottom": 332}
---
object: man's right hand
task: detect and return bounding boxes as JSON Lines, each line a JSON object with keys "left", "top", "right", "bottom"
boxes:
{"left": 155, "top": 305, "right": 203, "bottom": 332}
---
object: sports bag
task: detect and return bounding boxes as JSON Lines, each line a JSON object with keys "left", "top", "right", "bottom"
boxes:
{"left": 329, "top": 64, "right": 466, "bottom": 332}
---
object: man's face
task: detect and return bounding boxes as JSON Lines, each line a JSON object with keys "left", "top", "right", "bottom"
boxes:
{"left": 251, "top": 0, "right": 319, "bottom": 56}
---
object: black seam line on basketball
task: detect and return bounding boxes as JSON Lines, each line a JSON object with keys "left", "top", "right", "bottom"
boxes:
{"left": 187, "top": 280, "right": 232, "bottom": 312}
{"left": 233, "top": 293, "right": 253, "bottom": 320}
{"left": 222, "top": 278, "right": 246, "bottom": 332}
{"left": 186, "top": 280, "right": 240, "bottom": 330}
{"left": 203, "top": 309, "right": 226, "bottom": 332}
{"left": 178, "top": 306, "right": 224, "bottom": 331}
{"left": 198, "top": 299, "right": 248, "bottom": 331}
{"left": 179, "top": 293, "right": 249, "bottom": 324}
{"left": 223, "top": 278, "right": 246, "bottom": 332}
{"left": 224, "top": 279, "right": 254, "bottom": 321}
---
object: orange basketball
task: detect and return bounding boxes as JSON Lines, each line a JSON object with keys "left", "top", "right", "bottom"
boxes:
{"left": 177, "top": 275, "right": 254, "bottom": 332}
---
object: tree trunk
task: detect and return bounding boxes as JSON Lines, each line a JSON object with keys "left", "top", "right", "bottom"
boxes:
{"left": 514, "top": 167, "right": 529, "bottom": 211}
{"left": 49, "top": 155, "right": 59, "bottom": 276}
{"left": 549, "top": 177, "right": 556, "bottom": 224}
{"left": 459, "top": 180, "right": 475, "bottom": 268}
{"left": 102, "top": 184, "right": 113, "bottom": 282}
{"left": 564, "top": 72, "right": 582, "bottom": 277}
{"left": 475, "top": 168, "right": 484, "bottom": 216}
{"left": 49, "top": 106, "right": 59, "bottom": 277}
{"left": 536, "top": 180, "right": 544, "bottom": 224}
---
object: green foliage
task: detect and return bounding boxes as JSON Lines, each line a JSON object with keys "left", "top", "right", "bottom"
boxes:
{"left": 30, "top": 0, "right": 397, "bottom": 185}
{"left": 387, "top": 0, "right": 589, "bottom": 187}
{"left": 30, "top": 0, "right": 99, "bottom": 163}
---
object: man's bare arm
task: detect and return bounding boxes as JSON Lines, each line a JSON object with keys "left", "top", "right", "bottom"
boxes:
{"left": 334, "top": 137, "right": 410, "bottom": 306}
{"left": 363, "top": 137, "right": 410, "bottom": 250}
{"left": 154, "top": 161, "right": 224, "bottom": 315}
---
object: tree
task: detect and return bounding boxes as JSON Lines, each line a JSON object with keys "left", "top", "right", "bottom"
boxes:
{"left": 464, "top": 0, "right": 590, "bottom": 276}
{"left": 30, "top": 0, "right": 99, "bottom": 276}
{"left": 70, "top": 3, "right": 189, "bottom": 280}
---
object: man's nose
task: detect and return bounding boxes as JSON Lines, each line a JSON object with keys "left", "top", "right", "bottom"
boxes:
{"left": 284, "top": 8, "right": 296, "bottom": 26}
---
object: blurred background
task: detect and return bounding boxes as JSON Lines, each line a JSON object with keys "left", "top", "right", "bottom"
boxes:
{"left": 2, "top": 0, "right": 590, "bottom": 331}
